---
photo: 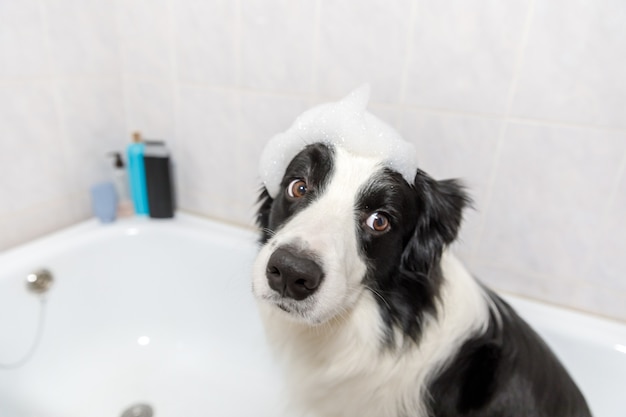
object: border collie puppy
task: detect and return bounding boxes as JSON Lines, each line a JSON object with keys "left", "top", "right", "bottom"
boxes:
{"left": 252, "top": 86, "right": 591, "bottom": 417}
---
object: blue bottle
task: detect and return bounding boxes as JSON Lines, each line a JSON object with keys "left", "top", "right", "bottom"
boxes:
{"left": 127, "top": 132, "right": 149, "bottom": 215}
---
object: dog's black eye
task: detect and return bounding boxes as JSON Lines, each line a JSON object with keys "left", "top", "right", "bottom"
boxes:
{"left": 287, "top": 179, "right": 307, "bottom": 199}
{"left": 365, "top": 212, "right": 390, "bottom": 232}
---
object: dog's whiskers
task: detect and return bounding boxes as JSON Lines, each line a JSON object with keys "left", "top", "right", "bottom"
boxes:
{"left": 262, "top": 227, "right": 277, "bottom": 238}
{"left": 364, "top": 285, "right": 391, "bottom": 310}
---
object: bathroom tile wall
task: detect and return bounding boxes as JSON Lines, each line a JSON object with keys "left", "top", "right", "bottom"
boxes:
{"left": 0, "top": 0, "right": 126, "bottom": 249}
{"left": 1, "top": 0, "right": 624, "bottom": 321}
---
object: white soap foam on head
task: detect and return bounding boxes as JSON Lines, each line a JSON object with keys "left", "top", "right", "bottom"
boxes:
{"left": 259, "top": 85, "right": 419, "bottom": 198}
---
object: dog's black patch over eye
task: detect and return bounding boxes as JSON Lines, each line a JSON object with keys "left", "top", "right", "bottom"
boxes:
{"left": 356, "top": 169, "right": 418, "bottom": 283}
{"left": 357, "top": 168, "right": 471, "bottom": 347}
{"left": 256, "top": 143, "right": 335, "bottom": 243}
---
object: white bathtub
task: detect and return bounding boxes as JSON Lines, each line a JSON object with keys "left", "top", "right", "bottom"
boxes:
{"left": 0, "top": 213, "right": 624, "bottom": 417}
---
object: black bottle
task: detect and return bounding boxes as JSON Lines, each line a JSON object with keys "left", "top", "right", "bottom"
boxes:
{"left": 143, "top": 141, "right": 175, "bottom": 218}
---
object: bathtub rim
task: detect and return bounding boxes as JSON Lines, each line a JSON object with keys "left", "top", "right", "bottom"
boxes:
{"left": 0, "top": 212, "right": 258, "bottom": 273}
{"left": 1, "top": 211, "right": 625, "bottom": 337}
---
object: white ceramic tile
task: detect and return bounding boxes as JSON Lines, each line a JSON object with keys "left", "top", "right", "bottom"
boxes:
{"left": 178, "top": 188, "right": 253, "bottom": 229}
{"left": 0, "top": 216, "right": 18, "bottom": 251}
{"left": 316, "top": 0, "right": 413, "bottom": 103}
{"left": 476, "top": 122, "right": 626, "bottom": 280}
{"left": 71, "top": 190, "right": 93, "bottom": 221}
{"left": 174, "top": 0, "right": 238, "bottom": 85}
{"left": 0, "top": 195, "right": 89, "bottom": 252}
{"left": 471, "top": 262, "right": 581, "bottom": 310}
{"left": 116, "top": 0, "right": 174, "bottom": 80}
{"left": 238, "top": 92, "right": 310, "bottom": 200}
{"left": 44, "top": 0, "right": 120, "bottom": 76}
{"left": 574, "top": 284, "right": 626, "bottom": 322}
{"left": 585, "top": 171, "right": 626, "bottom": 292}
{"left": 368, "top": 103, "right": 403, "bottom": 132}
{"left": 125, "top": 78, "right": 176, "bottom": 143}
{"left": 55, "top": 78, "right": 127, "bottom": 190}
{"left": 0, "top": 0, "right": 48, "bottom": 77}
{"left": 0, "top": 83, "right": 71, "bottom": 213}
{"left": 511, "top": 0, "right": 626, "bottom": 129}
{"left": 241, "top": 0, "right": 316, "bottom": 93}
{"left": 176, "top": 85, "right": 241, "bottom": 208}
{"left": 404, "top": 0, "right": 530, "bottom": 114}
{"left": 399, "top": 109, "right": 502, "bottom": 260}
{"left": 304, "top": 98, "right": 404, "bottom": 131}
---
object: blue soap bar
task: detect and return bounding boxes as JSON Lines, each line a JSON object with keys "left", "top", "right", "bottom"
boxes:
{"left": 90, "top": 182, "right": 118, "bottom": 223}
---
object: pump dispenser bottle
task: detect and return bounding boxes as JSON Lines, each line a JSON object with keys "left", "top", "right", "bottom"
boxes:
{"left": 108, "top": 152, "right": 132, "bottom": 217}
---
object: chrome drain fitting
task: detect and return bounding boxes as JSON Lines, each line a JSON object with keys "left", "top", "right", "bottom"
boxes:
{"left": 120, "top": 403, "right": 154, "bottom": 417}
{"left": 26, "top": 269, "right": 54, "bottom": 294}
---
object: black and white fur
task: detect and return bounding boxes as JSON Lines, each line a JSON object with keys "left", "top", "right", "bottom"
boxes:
{"left": 253, "top": 143, "right": 592, "bottom": 417}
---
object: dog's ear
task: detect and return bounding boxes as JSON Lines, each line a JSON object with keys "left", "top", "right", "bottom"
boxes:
{"left": 256, "top": 186, "right": 274, "bottom": 243}
{"left": 402, "top": 170, "right": 470, "bottom": 275}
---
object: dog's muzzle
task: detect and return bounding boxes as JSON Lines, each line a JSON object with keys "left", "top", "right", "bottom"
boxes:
{"left": 265, "top": 246, "right": 324, "bottom": 301}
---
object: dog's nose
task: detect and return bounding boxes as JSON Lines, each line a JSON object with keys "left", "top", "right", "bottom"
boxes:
{"left": 266, "top": 247, "right": 324, "bottom": 300}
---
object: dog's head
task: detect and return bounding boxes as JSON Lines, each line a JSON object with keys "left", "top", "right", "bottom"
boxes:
{"left": 252, "top": 87, "right": 469, "bottom": 340}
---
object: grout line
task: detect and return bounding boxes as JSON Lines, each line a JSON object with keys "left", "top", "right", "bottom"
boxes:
{"left": 0, "top": 191, "right": 89, "bottom": 223}
{"left": 0, "top": 193, "right": 92, "bottom": 253}
{"left": 503, "top": 0, "right": 536, "bottom": 115}
{"left": 504, "top": 116, "right": 626, "bottom": 134}
{"left": 466, "top": 126, "right": 505, "bottom": 262}
{"left": 494, "top": 287, "right": 626, "bottom": 325}
{"left": 233, "top": 0, "right": 243, "bottom": 88}
{"left": 0, "top": 74, "right": 129, "bottom": 85}
{"left": 467, "top": 0, "right": 536, "bottom": 262}
{"left": 381, "top": 102, "right": 507, "bottom": 122}
{"left": 398, "top": 0, "right": 420, "bottom": 106}
{"left": 113, "top": 0, "right": 132, "bottom": 140}
{"left": 166, "top": 0, "right": 181, "bottom": 151}
{"left": 472, "top": 253, "right": 626, "bottom": 301}
{"left": 470, "top": 257, "right": 626, "bottom": 322}
{"left": 178, "top": 208, "right": 257, "bottom": 233}
{"left": 178, "top": 188, "right": 257, "bottom": 229}
{"left": 231, "top": 33, "right": 247, "bottom": 221}
{"left": 5, "top": 67, "right": 622, "bottom": 135}
{"left": 37, "top": 0, "right": 78, "bottom": 208}
{"left": 174, "top": 81, "right": 318, "bottom": 102}
{"left": 603, "top": 148, "right": 626, "bottom": 221}
{"left": 147, "top": 78, "right": 626, "bottom": 134}
{"left": 167, "top": 0, "right": 186, "bottom": 207}
{"left": 397, "top": 0, "right": 420, "bottom": 133}
{"left": 472, "top": 257, "right": 579, "bottom": 284}
{"left": 309, "top": 0, "right": 322, "bottom": 101}
{"left": 580, "top": 146, "right": 626, "bottom": 273}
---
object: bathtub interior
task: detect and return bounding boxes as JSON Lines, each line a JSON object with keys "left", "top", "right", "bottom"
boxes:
{"left": 0, "top": 214, "right": 625, "bottom": 417}
{"left": 0, "top": 216, "right": 288, "bottom": 417}
{"left": 504, "top": 295, "right": 626, "bottom": 417}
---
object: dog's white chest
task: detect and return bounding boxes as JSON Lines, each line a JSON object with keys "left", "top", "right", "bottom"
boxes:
{"left": 258, "top": 296, "right": 431, "bottom": 417}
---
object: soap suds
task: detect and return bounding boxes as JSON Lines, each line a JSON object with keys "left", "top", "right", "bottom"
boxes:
{"left": 259, "top": 85, "right": 418, "bottom": 198}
